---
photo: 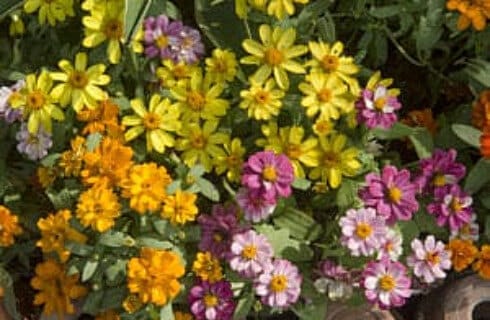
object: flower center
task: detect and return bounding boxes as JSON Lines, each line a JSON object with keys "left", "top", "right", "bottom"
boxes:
{"left": 355, "top": 222, "right": 373, "bottom": 239}
{"left": 213, "top": 232, "right": 223, "bottom": 243}
{"left": 27, "top": 91, "right": 46, "bottom": 110}
{"left": 104, "top": 19, "right": 123, "bottom": 39}
{"left": 241, "top": 245, "right": 257, "bottom": 260}
{"left": 270, "top": 275, "right": 288, "bottom": 293}
{"left": 450, "top": 198, "right": 463, "bottom": 213}
{"left": 187, "top": 91, "right": 206, "bottom": 111}
{"left": 426, "top": 251, "right": 440, "bottom": 265}
{"left": 190, "top": 133, "right": 206, "bottom": 149}
{"left": 317, "top": 88, "right": 332, "bottom": 102}
{"left": 70, "top": 71, "right": 89, "bottom": 89}
{"left": 173, "top": 65, "right": 187, "bottom": 79}
{"left": 374, "top": 97, "right": 386, "bottom": 111}
{"left": 321, "top": 55, "right": 339, "bottom": 72}
{"left": 226, "top": 154, "right": 240, "bottom": 167}
{"left": 143, "top": 112, "right": 161, "bottom": 130}
{"left": 262, "top": 165, "right": 277, "bottom": 182}
{"left": 214, "top": 59, "right": 228, "bottom": 73}
{"left": 314, "top": 120, "right": 333, "bottom": 135}
{"left": 203, "top": 294, "right": 219, "bottom": 308}
{"left": 323, "top": 151, "right": 339, "bottom": 167}
{"left": 155, "top": 35, "right": 168, "bottom": 49}
{"left": 264, "top": 48, "right": 283, "bottom": 66}
{"left": 388, "top": 187, "right": 403, "bottom": 204}
{"left": 254, "top": 90, "right": 270, "bottom": 104}
{"left": 432, "top": 173, "right": 446, "bottom": 187}
{"left": 286, "top": 144, "right": 302, "bottom": 160}
{"left": 379, "top": 274, "right": 396, "bottom": 291}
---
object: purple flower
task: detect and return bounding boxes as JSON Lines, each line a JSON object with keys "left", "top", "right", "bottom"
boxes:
{"left": 427, "top": 184, "right": 473, "bottom": 231}
{"left": 143, "top": 15, "right": 183, "bottom": 59}
{"left": 339, "top": 207, "right": 387, "bottom": 256}
{"left": 188, "top": 280, "right": 235, "bottom": 320}
{"left": 406, "top": 236, "right": 452, "bottom": 284}
{"left": 362, "top": 258, "right": 411, "bottom": 309}
{"left": 359, "top": 165, "right": 419, "bottom": 225}
{"left": 254, "top": 259, "right": 302, "bottom": 308}
{"left": 229, "top": 230, "right": 274, "bottom": 278}
{"left": 236, "top": 187, "right": 276, "bottom": 223}
{"left": 377, "top": 228, "right": 403, "bottom": 261}
{"left": 173, "top": 26, "right": 205, "bottom": 64}
{"left": 0, "top": 81, "right": 24, "bottom": 123}
{"left": 414, "top": 149, "right": 466, "bottom": 193}
{"left": 317, "top": 260, "right": 350, "bottom": 282}
{"left": 450, "top": 213, "right": 479, "bottom": 242}
{"left": 241, "top": 151, "right": 294, "bottom": 203}
{"left": 356, "top": 86, "right": 401, "bottom": 129}
{"left": 16, "top": 123, "right": 52, "bottom": 161}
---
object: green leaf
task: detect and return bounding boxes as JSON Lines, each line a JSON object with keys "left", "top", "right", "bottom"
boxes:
{"left": 255, "top": 225, "right": 313, "bottom": 261}
{"left": 465, "top": 59, "right": 490, "bottom": 87}
{"left": 82, "top": 260, "right": 99, "bottom": 282}
{"left": 105, "top": 259, "right": 127, "bottom": 281}
{"left": 452, "top": 124, "right": 482, "bottom": 148}
{"left": 85, "top": 132, "right": 103, "bottom": 151}
{"left": 409, "top": 128, "right": 434, "bottom": 159}
{"left": 336, "top": 179, "right": 358, "bottom": 209}
{"left": 318, "top": 14, "right": 336, "bottom": 43}
{"left": 233, "top": 290, "right": 255, "bottom": 319}
{"left": 0, "top": 0, "right": 23, "bottom": 20}
{"left": 297, "top": 0, "right": 331, "bottom": 32}
{"left": 292, "top": 177, "right": 311, "bottom": 190}
{"left": 0, "top": 268, "right": 20, "bottom": 320}
{"left": 372, "top": 122, "right": 415, "bottom": 140}
{"left": 82, "top": 290, "right": 104, "bottom": 314}
{"left": 397, "top": 220, "right": 419, "bottom": 247}
{"left": 160, "top": 302, "right": 174, "bottom": 320}
{"left": 111, "top": 96, "right": 132, "bottom": 111}
{"left": 273, "top": 207, "right": 322, "bottom": 241}
{"left": 99, "top": 231, "right": 133, "bottom": 247}
{"left": 189, "top": 164, "right": 206, "bottom": 177}
{"left": 136, "top": 237, "right": 174, "bottom": 250}
{"left": 196, "top": 177, "right": 220, "bottom": 202}
{"left": 123, "top": 0, "right": 152, "bottom": 44}
{"left": 46, "top": 188, "right": 80, "bottom": 210}
{"left": 40, "top": 153, "right": 61, "bottom": 167}
{"left": 369, "top": 5, "right": 401, "bottom": 18}
{"left": 148, "top": 0, "right": 181, "bottom": 20}
{"left": 65, "top": 241, "right": 94, "bottom": 256}
{"left": 464, "top": 159, "right": 490, "bottom": 194}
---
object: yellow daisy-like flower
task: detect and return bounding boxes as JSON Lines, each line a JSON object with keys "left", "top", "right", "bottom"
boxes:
{"left": 127, "top": 247, "right": 185, "bottom": 306}
{"left": 171, "top": 69, "right": 229, "bottom": 122}
{"left": 205, "top": 48, "right": 238, "bottom": 83}
{"left": 76, "top": 185, "right": 121, "bottom": 232}
{"left": 267, "top": 0, "right": 309, "bottom": 19}
{"left": 309, "top": 134, "right": 361, "bottom": 188}
{"left": 235, "top": 0, "right": 268, "bottom": 18}
{"left": 299, "top": 71, "right": 351, "bottom": 121}
{"left": 36, "top": 209, "right": 87, "bottom": 262}
{"left": 256, "top": 122, "right": 320, "bottom": 178}
{"left": 366, "top": 71, "right": 400, "bottom": 96}
{"left": 50, "top": 52, "right": 111, "bottom": 112}
{"left": 312, "top": 118, "right": 335, "bottom": 137}
{"left": 24, "top": 0, "right": 74, "bottom": 26}
{"left": 192, "top": 252, "right": 223, "bottom": 283}
{"left": 176, "top": 120, "right": 230, "bottom": 172}
{"left": 241, "top": 24, "right": 307, "bottom": 89}
{"left": 121, "top": 163, "right": 172, "bottom": 214}
{"left": 31, "top": 259, "right": 87, "bottom": 319}
{"left": 240, "top": 79, "right": 285, "bottom": 120}
{"left": 95, "top": 310, "right": 120, "bottom": 320}
{"left": 214, "top": 137, "right": 246, "bottom": 183}
{"left": 156, "top": 59, "right": 199, "bottom": 89}
{"left": 122, "top": 94, "right": 181, "bottom": 154}
{"left": 82, "top": 0, "right": 124, "bottom": 64}
{"left": 0, "top": 205, "right": 22, "bottom": 247}
{"left": 307, "top": 41, "right": 360, "bottom": 95}
{"left": 162, "top": 190, "right": 199, "bottom": 225}
{"left": 10, "top": 70, "right": 65, "bottom": 134}
{"left": 59, "top": 136, "right": 86, "bottom": 178}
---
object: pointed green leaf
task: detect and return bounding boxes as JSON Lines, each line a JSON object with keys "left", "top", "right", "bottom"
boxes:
{"left": 124, "top": 0, "right": 152, "bottom": 44}
{"left": 452, "top": 124, "right": 481, "bottom": 148}
{"left": 409, "top": 128, "right": 434, "bottom": 159}
{"left": 464, "top": 159, "right": 490, "bottom": 194}
{"left": 160, "top": 303, "right": 174, "bottom": 320}
{"left": 196, "top": 177, "right": 220, "bottom": 202}
{"left": 85, "top": 132, "right": 103, "bottom": 151}
{"left": 372, "top": 122, "right": 415, "bottom": 140}
{"left": 82, "top": 260, "right": 99, "bottom": 282}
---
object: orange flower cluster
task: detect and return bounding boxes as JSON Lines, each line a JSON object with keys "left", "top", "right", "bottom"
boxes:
{"left": 447, "top": 239, "right": 490, "bottom": 279}
{"left": 447, "top": 0, "right": 490, "bottom": 31}
{"left": 472, "top": 90, "right": 490, "bottom": 158}
{"left": 77, "top": 99, "right": 125, "bottom": 140}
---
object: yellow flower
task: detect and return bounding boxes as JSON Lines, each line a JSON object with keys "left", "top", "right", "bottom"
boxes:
{"left": 50, "top": 52, "right": 111, "bottom": 112}
{"left": 82, "top": 0, "right": 124, "bottom": 64}
{"left": 205, "top": 48, "right": 238, "bottom": 83}
{"left": 76, "top": 185, "right": 121, "bottom": 232}
{"left": 312, "top": 118, "right": 335, "bottom": 137}
{"left": 10, "top": 70, "right": 65, "bottom": 133}
{"left": 235, "top": 0, "right": 268, "bottom": 18}
{"left": 24, "top": 0, "right": 74, "bottom": 26}
{"left": 174, "top": 311, "right": 194, "bottom": 320}
{"left": 176, "top": 120, "right": 230, "bottom": 172}
{"left": 214, "top": 138, "right": 246, "bottom": 183}
{"left": 267, "top": 0, "right": 309, "bottom": 19}
{"left": 121, "top": 163, "right": 172, "bottom": 214}
{"left": 241, "top": 24, "right": 307, "bottom": 89}
{"left": 9, "top": 14, "right": 25, "bottom": 37}
{"left": 36, "top": 209, "right": 87, "bottom": 262}
{"left": 299, "top": 71, "right": 351, "bottom": 120}
{"left": 59, "top": 136, "right": 86, "bottom": 178}
{"left": 95, "top": 310, "right": 120, "bottom": 320}
{"left": 309, "top": 134, "right": 361, "bottom": 188}
{"left": 156, "top": 59, "right": 198, "bottom": 89}
{"left": 256, "top": 122, "right": 320, "bottom": 178}
{"left": 240, "top": 79, "right": 285, "bottom": 120}
{"left": 171, "top": 69, "right": 229, "bottom": 122}
{"left": 192, "top": 252, "right": 223, "bottom": 283}
{"left": 307, "top": 41, "right": 360, "bottom": 95}
{"left": 366, "top": 71, "right": 400, "bottom": 96}
{"left": 131, "top": 27, "right": 144, "bottom": 54}
{"left": 122, "top": 294, "right": 143, "bottom": 314}
{"left": 162, "top": 190, "right": 199, "bottom": 225}
{"left": 31, "top": 259, "right": 87, "bottom": 319}
{"left": 37, "top": 166, "right": 57, "bottom": 189}
{"left": 127, "top": 248, "right": 185, "bottom": 306}
{"left": 122, "top": 94, "right": 181, "bottom": 153}
{"left": 0, "top": 206, "right": 22, "bottom": 247}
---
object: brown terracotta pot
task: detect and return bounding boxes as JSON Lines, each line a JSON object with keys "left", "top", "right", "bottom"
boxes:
{"left": 325, "top": 302, "right": 395, "bottom": 320}
{"left": 0, "top": 300, "right": 12, "bottom": 320}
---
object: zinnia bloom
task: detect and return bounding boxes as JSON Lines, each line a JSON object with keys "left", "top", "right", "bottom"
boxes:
{"left": 214, "top": 138, "right": 246, "bottom": 183}
{"left": 206, "top": 48, "right": 238, "bottom": 83}
{"left": 359, "top": 165, "right": 419, "bottom": 225}
{"left": 450, "top": 213, "right": 479, "bottom": 242}
{"left": 143, "top": 14, "right": 182, "bottom": 59}
{"left": 156, "top": 59, "right": 199, "bottom": 89}
{"left": 481, "top": 128, "right": 490, "bottom": 159}
{"left": 339, "top": 207, "right": 387, "bottom": 257}
{"left": 127, "top": 248, "right": 185, "bottom": 306}
{"left": 447, "top": 0, "right": 490, "bottom": 31}
{"left": 472, "top": 89, "right": 490, "bottom": 130}
{"left": 77, "top": 99, "right": 123, "bottom": 138}
{"left": 0, "top": 205, "right": 22, "bottom": 247}
{"left": 192, "top": 252, "right": 223, "bottom": 283}
{"left": 239, "top": 79, "right": 285, "bottom": 120}
{"left": 161, "top": 190, "right": 199, "bottom": 225}
{"left": 447, "top": 238, "right": 478, "bottom": 272}
{"left": 377, "top": 228, "right": 403, "bottom": 261}
{"left": 24, "top": 0, "right": 74, "bottom": 26}
{"left": 76, "top": 185, "right": 121, "bottom": 232}
{"left": 0, "top": 81, "right": 23, "bottom": 123}
{"left": 189, "top": 280, "right": 235, "bottom": 320}
{"left": 95, "top": 310, "right": 120, "bottom": 320}
{"left": 266, "top": 0, "right": 309, "bottom": 19}
{"left": 427, "top": 184, "right": 473, "bottom": 231}
{"left": 16, "top": 122, "right": 53, "bottom": 161}
{"left": 174, "top": 311, "right": 193, "bottom": 320}
{"left": 406, "top": 236, "right": 452, "bottom": 284}
{"left": 59, "top": 136, "right": 86, "bottom": 177}
{"left": 362, "top": 259, "right": 411, "bottom": 309}
{"left": 254, "top": 259, "right": 302, "bottom": 308}
{"left": 317, "top": 260, "right": 349, "bottom": 281}
{"left": 229, "top": 230, "right": 274, "bottom": 278}
{"left": 173, "top": 25, "right": 205, "bottom": 64}
{"left": 236, "top": 187, "right": 276, "bottom": 223}
{"left": 473, "top": 244, "right": 490, "bottom": 280}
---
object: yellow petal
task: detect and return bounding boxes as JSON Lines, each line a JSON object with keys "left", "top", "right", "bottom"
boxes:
{"left": 75, "top": 52, "right": 87, "bottom": 71}
{"left": 130, "top": 99, "right": 147, "bottom": 117}
{"left": 125, "top": 126, "right": 144, "bottom": 141}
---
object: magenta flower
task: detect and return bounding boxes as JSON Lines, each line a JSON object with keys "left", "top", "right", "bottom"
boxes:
{"left": 427, "top": 184, "right": 473, "bottom": 231}
{"left": 359, "top": 165, "right": 419, "bottom": 225}
{"left": 254, "top": 259, "right": 302, "bottom": 308}
{"left": 317, "top": 260, "right": 350, "bottom": 281}
{"left": 173, "top": 26, "right": 205, "bottom": 64}
{"left": 188, "top": 280, "right": 235, "bottom": 320}
{"left": 406, "top": 236, "right": 452, "bottom": 284}
{"left": 414, "top": 149, "right": 466, "bottom": 193}
{"left": 339, "top": 207, "right": 387, "bottom": 256}
{"left": 362, "top": 259, "right": 412, "bottom": 309}
{"left": 356, "top": 86, "right": 401, "bottom": 129}
{"left": 236, "top": 187, "right": 276, "bottom": 223}
{"left": 16, "top": 123, "right": 52, "bottom": 161}
{"left": 241, "top": 151, "right": 294, "bottom": 202}
{"left": 143, "top": 15, "right": 183, "bottom": 59}
{"left": 377, "top": 228, "right": 403, "bottom": 261}
{"left": 229, "top": 230, "right": 274, "bottom": 278}
{"left": 450, "top": 214, "right": 479, "bottom": 242}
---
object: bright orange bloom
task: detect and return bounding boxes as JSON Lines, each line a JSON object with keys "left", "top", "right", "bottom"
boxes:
{"left": 59, "top": 136, "right": 86, "bottom": 177}
{"left": 77, "top": 99, "right": 124, "bottom": 139}
{"left": 174, "top": 311, "right": 194, "bottom": 320}
{"left": 446, "top": 0, "right": 490, "bottom": 31}
{"left": 481, "top": 128, "right": 490, "bottom": 159}
{"left": 161, "top": 190, "right": 198, "bottom": 225}
{"left": 472, "top": 90, "right": 490, "bottom": 130}
{"left": 401, "top": 109, "right": 438, "bottom": 136}
{"left": 447, "top": 238, "right": 478, "bottom": 272}
{"left": 474, "top": 244, "right": 490, "bottom": 279}
{"left": 0, "top": 205, "right": 22, "bottom": 247}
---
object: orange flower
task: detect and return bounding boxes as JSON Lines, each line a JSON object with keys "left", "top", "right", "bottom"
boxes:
{"left": 77, "top": 99, "right": 124, "bottom": 139}
{"left": 473, "top": 244, "right": 490, "bottom": 279}
{"left": 447, "top": 0, "right": 490, "bottom": 31}
{"left": 472, "top": 89, "right": 490, "bottom": 130}
{"left": 59, "top": 136, "right": 86, "bottom": 177}
{"left": 401, "top": 109, "right": 438, "bottom": 136}
{"left": 447, "top": 238, "right": 478, "bottom": 271}
{"left": 0, "top": 205, "right": 22, "bottom": 247}
{"left": 481, "top": 128, "right": 490, "bottom": 159}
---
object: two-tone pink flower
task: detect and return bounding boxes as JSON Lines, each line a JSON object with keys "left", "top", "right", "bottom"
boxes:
{"left": 229, "top": 230, "right": 273, "bottom": 278}
{"left": 427, "top": 184, "right": 473, "bottom": 231}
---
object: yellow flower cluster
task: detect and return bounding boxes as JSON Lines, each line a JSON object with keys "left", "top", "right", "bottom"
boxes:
{"left": 236, "top": 0, "right": 309, "bottom": 19}
{"left": 0, "top": 205, "right": 22, "bottom": 247}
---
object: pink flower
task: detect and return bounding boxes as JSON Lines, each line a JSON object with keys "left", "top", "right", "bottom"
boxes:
{"left": 427, "top": 184, "right": 473, "bottom": 231}
{"left": 317, "top": 260, "right": 350, "bottom": 281}
{"left": 450, "top": 214, "right": 479, "bottom": 242}
{"left": 377, "top": 229, "right": 403, "bottom": 261}
{"left": 339, "top": 207, "right": 387, "bottom": 256}
{"left": 229, "top": 230, "right": 274, "bottom": 278}
{"left": 406, "top": 236, "right": 452, "bottom": 284}
{"left": 362, "top": 259, "right": 412, "bottom": 309}
{"left": 236, "top": 187, "right": 276, "bottom": 223}
{"left": 356, "top": 86, "right": 401, "bottom": 129}
{"left": 359, "top": 165, "right": 419, "bottom": 225}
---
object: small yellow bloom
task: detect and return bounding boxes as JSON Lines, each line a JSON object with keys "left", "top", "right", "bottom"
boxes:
{"left": 24, "top": 0, "right": 74, "bottom": 26}
{"left": 192, "top": 252, "right": 223, "bottom": 283}
{"left": 205, "top": 48, "right": 238, "bottom": 83}
{"left": 59, "top": 136, "right": 86, "bottom": 178}
{"left": 240, "top": 79, "right": 285, "bottom": 120}
{"left": 0, "top": 206, "right": 22, "bottom": 247}
{"left": 9, "top": 14, "right": 25, "bottom": 37}
{"left": 156, "top": 59, "right": 198, "bottom": 89}
{"left": 214, "top": 138, "right": 246, "bottom": 182}
{"left": 76, "top": 185, "right": 121, "bottom": 232}
{"left": 162, "top": 190, "right": 199, "bottom": 225}
{"left": 312, "top": 118, "right": 335, "bottom": 137}
{"left": 267, "top": 0, "right": 309, "bottom": 19}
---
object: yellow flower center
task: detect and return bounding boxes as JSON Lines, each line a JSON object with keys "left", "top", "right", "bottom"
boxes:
{"left": 374, "top": 97, "right": 386, "bottom": 111}
{"left": 264, "top": 48, "right": 283, "bottom": 66}
{"left": 321, "top": 55, "right": 339, "bottom": 72}
{"left": 450, "top": 198, "right": 462, "bottom": 213}
{"left": 355, "top": 222, "right": 373, "bottom": 239}
{"left": 317, "top": 88, "right": 332, "bottom": 102}
{"left": 388, "top": 187, "right": 403, "bottom": 204}
{"left": 27, "top": 91, "right": 46, "bottom": 110}
{"left": 190, "top": 133, "right": 206, "bottom": 149}
{"left": 270, "top": 275, "right": 288, "bottom": 293}
{"left": 70, "top": 71, "right": 89, "bottom": 89}
{"left": 254, "top": 90, "right": 270, "bottom": 104}
{"left": 379, "top": 275, "right": 396, "bottom": 291}
{"left": 323, "top": 151, "right": 339, "bottom": 167}
{"left": 203, "top": 294, "right": 219, "bottom": 308}
{"left": 155, "top": 35, "right": 168, "bottom": 49}
{"left": 432, "top": 174, "right": 446, "bottom": 187}
{"left": 314, "top": 120, "right": 333, "bottom": 135}
{"left": 426, "top": 251, "right": 440, "bottom": 265}
{"left": 173, "top": 65, "right": 187, "bottom": 79}
{"left": 241, "top": 245, "right": 257, "bottom": 260}
{"left": 143, "top": 112, "right": 161, "bottom": 130}
{"left": 213, "top": 232, "right": 223, "bottom": 243}
{"left": 213, "top": 59, "right": 228, "bottom": 73}
{"left": 104, "top": 19, "right": 123, "bottom": 39}
{"left": 286, "top": 144, "right": 302, "bottom": 160}
{"left": 187, "top": 91, "right": 206, "bottom": 111}
{"left": 226, "top": 154, "right": 240, "bottom": 167}
{"left": 262, "top": 165, "right": 277, "bottom": 182}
